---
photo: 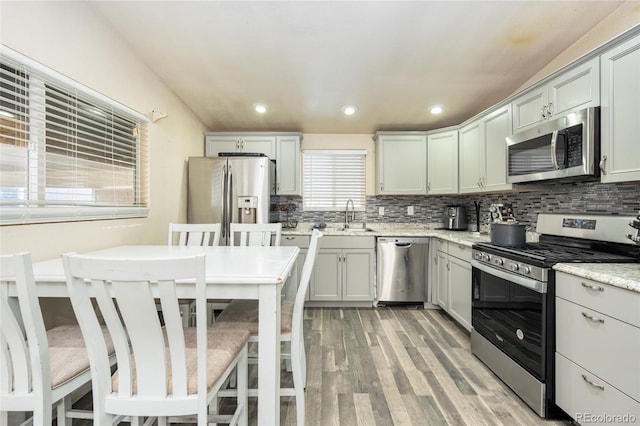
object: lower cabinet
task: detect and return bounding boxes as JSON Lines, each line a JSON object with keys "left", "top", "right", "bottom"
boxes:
{"left": 281, "top": 235, "right": 309, "bottom": 301}
{"left": 432, "top": 239, "right": 472, "bottom": 331}
{"left": 282, "top": 234, "right": 375, "bottom": 304}
{"left": 555, "top": 271, "right": 640, "bottom": 424}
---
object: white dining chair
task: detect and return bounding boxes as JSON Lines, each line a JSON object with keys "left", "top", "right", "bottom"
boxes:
{"left": 215, "top": 229, "right": 322, "bottom": 426}
{"left": 229, "top": 222, "right": 282, "bottom": 247}
{"left": 0, "top": 252, "right": 114, "bottom": 425}
{"left": 62, "top": 252, "right": 249, "bottom": 425}
{"left": 168, "top": 222, "right": 222, "bottom": 326}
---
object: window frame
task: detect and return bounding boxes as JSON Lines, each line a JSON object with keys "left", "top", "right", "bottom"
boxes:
{"left": 302, "top": 149, "right": 367, "bottom": 212}
{"left": 0, "top": 46, "right": 150, "bottom": 225}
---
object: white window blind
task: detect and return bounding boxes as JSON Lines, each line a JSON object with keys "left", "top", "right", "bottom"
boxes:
{"left": 0, "top": 47, "right": 149, "bottom": 225}
{"left": 303, "top": 149, "right": 366, "bottom": 211}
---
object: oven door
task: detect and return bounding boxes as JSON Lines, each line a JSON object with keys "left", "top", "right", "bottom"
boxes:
{"left": 471, "top": 260, "right": 548, "bottom": 381}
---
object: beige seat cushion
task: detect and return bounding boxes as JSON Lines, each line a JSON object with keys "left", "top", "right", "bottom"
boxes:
{"left": 213, "top": 299, "right": 294, "bottom": 334}
{"left": 46, "top": 324, "right": 115, "bottom": 389}
{"left": 111, "top": 327, "right": 249, "bottom": 395}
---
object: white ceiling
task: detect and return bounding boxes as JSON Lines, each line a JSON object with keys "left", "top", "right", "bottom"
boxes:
{"left": 90, "top": 1, "right": 623, "bottom": 134}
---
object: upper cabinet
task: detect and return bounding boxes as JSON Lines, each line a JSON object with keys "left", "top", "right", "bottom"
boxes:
{"left": 205, "top": 133, "right": 277, "bottom": 158}
{"left": 375, "top": 133, "right": 427, "bottom": 195}
{"left": 512, "top": 57, "right": 600, "bottom": 134}
{"left": 204, "top": 132, "right": 302, "bottom": 195}
{"left": 276, "top": 135, "right": 301, "bottom": 195}
{"left": 427, "top": 130, "right": 458, "bottom": 195}
{"left": 459, "top": 105, "right": 513, "bottom": 194}
{"left": 599, "top": 33, "right": 640, "bottom": 183}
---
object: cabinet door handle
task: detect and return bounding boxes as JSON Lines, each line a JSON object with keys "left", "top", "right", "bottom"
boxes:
{"left": 581, "top": 282, "right": 604, "bottom": 292}
{"left": 581, "top": 311, "right": 605, "bottom": 324}
{"left": 581, "top": 374, "right": 605, "bottom": 391}
{"left": 380, "top": 182, "right": 384, "bottom": 192}
{"left": 542, "top": 105, "right": 548, "bottom": 119}
{"left": 434, "top": 257, "right": 438, "bottom": 264}
{"left": 599, "top": 155, "right": 607, "bottom": 175}
{"left": 285, "top": 236, "right": 295, "bottom": 240}
{"left": 547, "top": 101, "right": 553, "bottom": 116}
{"left": 446, "top": 262, "right": 450, "bottom": 271}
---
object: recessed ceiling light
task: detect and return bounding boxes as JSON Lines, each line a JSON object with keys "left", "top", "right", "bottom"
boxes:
{"left": 254, "top": 104, "right": 268, "bottom": 114}
{"left": 430, "top": 105, "right": 444, "bottom": 115}
{"left": 341, "top": 105, "right": 358, "bottom": 116}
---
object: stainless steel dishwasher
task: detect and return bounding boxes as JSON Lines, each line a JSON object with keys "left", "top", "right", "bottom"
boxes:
{"left": 375, "top": 237, "right": 430, "bottom": 306}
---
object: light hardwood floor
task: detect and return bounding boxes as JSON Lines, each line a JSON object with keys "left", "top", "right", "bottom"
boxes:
{"left": 249, "top": 306, "right": 571, "bottom": 425}
{"left": 55, "top": 307, "right": 572, "bottom": 425}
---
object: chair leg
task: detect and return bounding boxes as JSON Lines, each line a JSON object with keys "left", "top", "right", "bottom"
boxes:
{"left": 284, "top": 341, "right": 293, "bottom": 372}
{"left": 237, "top": 347, "right": 249, "bottom": 426}
{"left": 57, "top": 396, "right": 72, "bottom": 426}
{"left": 291, "top": 339, "right": 305, "bottom": 426}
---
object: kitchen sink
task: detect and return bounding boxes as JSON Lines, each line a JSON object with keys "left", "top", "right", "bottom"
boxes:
{"left": 312, "top": 225, "right": 376, "bottom": 233}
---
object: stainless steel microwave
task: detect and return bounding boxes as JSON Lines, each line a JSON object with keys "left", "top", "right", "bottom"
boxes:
{"left": 506, "top": 107, "right": 600, "bottom": 183}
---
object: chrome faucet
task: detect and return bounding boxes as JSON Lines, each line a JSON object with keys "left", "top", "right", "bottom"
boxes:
{"left": 344, "top": 199, "right": 355, "bottom": 229}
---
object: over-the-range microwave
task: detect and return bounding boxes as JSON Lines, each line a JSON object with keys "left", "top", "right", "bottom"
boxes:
{"left": 506, "top": 107, "right": 600, "bottom": 183}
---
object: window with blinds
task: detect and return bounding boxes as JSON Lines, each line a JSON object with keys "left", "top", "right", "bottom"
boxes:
{"left": 0, "top": 49, "right": 149, "bottom": 225}
{"left": 303, "top": 150, "right": 366, "bottom": 211}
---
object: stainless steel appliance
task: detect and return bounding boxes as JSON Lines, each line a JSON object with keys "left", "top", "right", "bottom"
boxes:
{"left": 471, "top": 214, "right": 640, "bottom": 418}
{"left": 506, "top": 107, "right": 600, "bottom": 183}
{"left": 444, "top": 205, "right": 468, "bottom": 230}
{"left": 375, "top": 237, "right": 430, "bottom": 306}
{"left": 187, "top": 154, "right": 276, "bottom": 245}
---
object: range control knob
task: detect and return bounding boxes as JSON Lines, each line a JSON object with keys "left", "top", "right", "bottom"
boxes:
{"left": 474, "top": 252, "right": 483, "bottom": 260}
{"left": 509, "top": 263, "right": 519, "bottom": 272}
{"left": 494, "top": 258, "right": 504, "bottom": 266}
{"left": 521, "top": 265, "right": 531, "bottom": 275}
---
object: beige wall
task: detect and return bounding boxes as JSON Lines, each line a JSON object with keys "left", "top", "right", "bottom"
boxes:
{"left": 0, "top": 1, "right": 206, "bottom": 261}
{"left": 301, "top": 133, "right": 376, "bottom": 195}
{"left": 515, "top": 1, "right": 640, "bottom": 92}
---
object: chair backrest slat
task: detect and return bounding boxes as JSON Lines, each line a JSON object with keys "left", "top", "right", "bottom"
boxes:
{"left": 292, "top": 230, "right": 322, "bottom": 334}
{"left": 230, "top": 223, "right": 282, "bottom": 247}
{"left": 168, "top": 223, "right": 221, "bottom": 247}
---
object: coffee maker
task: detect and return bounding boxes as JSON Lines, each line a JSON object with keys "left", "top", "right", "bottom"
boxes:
{"left": 444, "top": 205, "right": 468, "bottom": 230}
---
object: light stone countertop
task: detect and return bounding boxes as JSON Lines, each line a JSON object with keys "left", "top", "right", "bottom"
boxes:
{"left": 553, "top": 263, "right": 640, "bottom": 294}
{"left": 283, "top": 222, "right": 640, "bottom": 294}
{"left": 281, "top": 222, "right": 540, "bottom": 247}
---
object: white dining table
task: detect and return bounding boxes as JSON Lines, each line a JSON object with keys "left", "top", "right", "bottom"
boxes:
{"left": 21, "top": 244, "right": 300, "bottom": 426}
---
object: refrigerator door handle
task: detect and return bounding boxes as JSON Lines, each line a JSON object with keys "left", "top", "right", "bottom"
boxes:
{"left": 222, "top": 165, "right": 228, "bottom": 238}
{"left": 227, "top": 165, "right": 233, "bottom": 238}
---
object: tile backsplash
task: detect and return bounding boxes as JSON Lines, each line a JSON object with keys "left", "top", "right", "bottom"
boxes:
{"left": 274, "top": 179, "right": 640, "bottom": 230}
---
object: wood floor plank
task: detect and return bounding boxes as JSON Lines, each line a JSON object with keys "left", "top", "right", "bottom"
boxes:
{"left": 353, "top": 393, "right": 377, "bottom": 426}
{"left": 370, "top": 345, "right": 413, "bottom": 426}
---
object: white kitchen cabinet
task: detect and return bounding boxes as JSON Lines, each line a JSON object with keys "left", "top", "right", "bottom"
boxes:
{"left": 432, "top": 239, "right": 472, "bottom": 331}
{"left": 427, "top": 130, "right": 458, "bottom": 194}
{"left": 276, "top": 135, "right": 301, "bottom": 195}
{"left": 458, "top": 120, "right": 483, "bottom": 193}
{"left": 459, "top": 105, "right": 512, "bottom": 194}
{"left": 205, "top": 133, "right": 277, "bottom": 158}
{"left": 512, "top": 57, "right": 600, "bottom": 134}
{"left": 309, "top": 236, "right": 375, "bottom": 303}
{"left": 555, "top": 271, "right": 640, "bottom": 423}
{"left": 375, "top": 133, "right": 427, "bottom": 194}
{"left": 599, "top": 33, "right": 640, "bottom": 183}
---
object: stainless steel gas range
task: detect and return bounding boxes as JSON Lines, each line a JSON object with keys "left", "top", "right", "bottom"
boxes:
{"left": 470, "top": 214, "right": 640, "bottom": 418}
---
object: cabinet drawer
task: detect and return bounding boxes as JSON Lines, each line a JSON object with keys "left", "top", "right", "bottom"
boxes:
{"left": 556, "top": 353, "right": 640, "bottom": 424}
{"left": 281, "top": 235, "right": 310, "bottom": 248}
{"left": 448, "top": 242, "right": 471, "bottom": 262}
{"left": 556, "top": 272, "right": 640, "bottom": 327}
{"left": 556, "top": 297, "right": 640, "bottom": 401}
{"left": 435, "top": 238, "right": 448, "bottom": 253}
{"left": 322, "top": 236, "right": 375, "bottom": 249}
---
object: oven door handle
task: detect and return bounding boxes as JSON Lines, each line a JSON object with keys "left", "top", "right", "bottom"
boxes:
{"left": 471, "top": 260, "right": 547, "bottom": 294}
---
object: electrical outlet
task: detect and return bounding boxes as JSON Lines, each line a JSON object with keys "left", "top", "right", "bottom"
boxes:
{"left": 379, "top": 206, "right": 385, "bottom": 216}
{"left": 407, "top": 206, "right": 414, "bottom": 215}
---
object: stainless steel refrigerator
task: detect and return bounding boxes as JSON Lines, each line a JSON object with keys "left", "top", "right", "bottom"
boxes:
{"left": 187, "top": 154, "right": 276, "bottom": 245}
